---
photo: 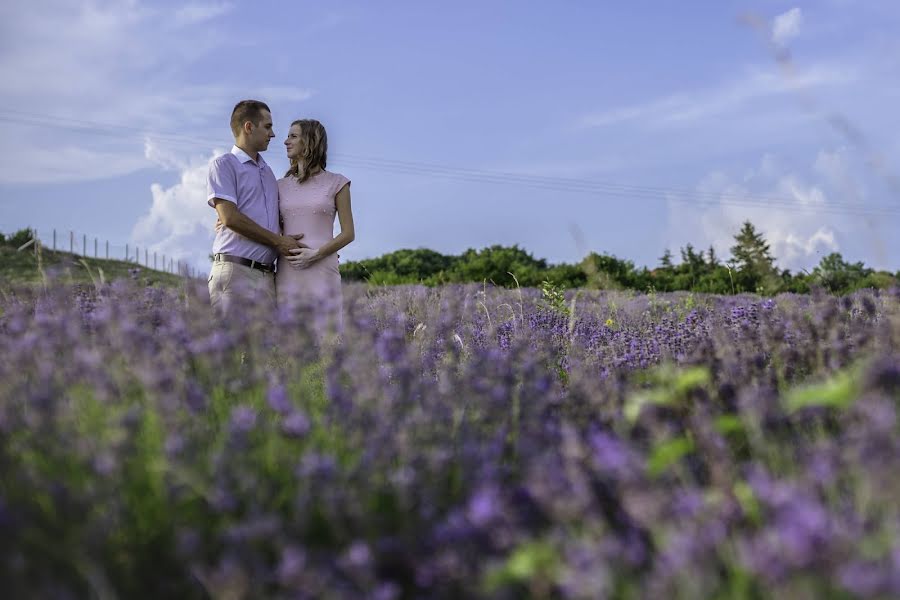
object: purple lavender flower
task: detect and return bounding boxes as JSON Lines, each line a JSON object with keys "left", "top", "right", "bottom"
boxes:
{"left": 277, "top": 545, "right": 306, "bottom": 584}
{"left": 466, "top": 485, "right": 500, "bottom": 528}
{"left": 267, "top": 380, "right": 292, "bottom": 415}
{"left": 229, "top": 405, "right": 257, "bottom": 434}
{"left": 281, "top": 411, "right": 311, "bottom": 438}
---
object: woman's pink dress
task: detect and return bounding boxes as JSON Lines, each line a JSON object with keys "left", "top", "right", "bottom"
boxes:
{"left": 276, "top": 170, "right": 350, "bottom": 334}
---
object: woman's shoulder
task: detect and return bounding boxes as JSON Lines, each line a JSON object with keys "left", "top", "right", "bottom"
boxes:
{"left": 325, "top": 170, "right": 350, "bottom": 186}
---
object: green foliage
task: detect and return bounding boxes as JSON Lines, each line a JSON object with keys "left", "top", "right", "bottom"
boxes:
{"left": 811, "top": 252, "right": 872, "bottom": 294}
{"left": 448, "top": 244, "right": 547, "bottom": 287}
{"left": 858, "top": 270, "right": 898, "bottom": 291}
{"left": 0, "top": 242, "right": 183, "bottom": 288}
{"left": 647, "top": 435, "right": 695, "bottom": 477}
{"left": 733, "top": 481, "right": 761, "bottom": 524}
{"left": 538, "top": 280, "right": 570, "bottom": 317}
{"left": 625, "top": 364, "right": 712, "bottom": 422}
{"left": 728, "top": 221, "right": 778, "bottom": 293}
{"left": 541, "top": 263, "right": 587, "bottom": 288}
{"left": 5, "top": 228, "right": 34, "bottom": 248}
{"left": 483, "top": 540, "right": 559, "bottom": 593}
{"left": 785, "top": 364, "right": 861, "bottom": 413}
{"left": 580, "top": 252, "right": 647, "bottom": 290}
{"left": 335, "top": 221, "right": 895, "bottom": 296}
{"left": 339, "top": 247, "right": 458, "bottom": 284}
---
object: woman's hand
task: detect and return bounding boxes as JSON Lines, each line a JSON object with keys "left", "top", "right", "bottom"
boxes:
{"left": 214, "top": 217, "right": 225, "bottom": 233}
{"left": 286, "top": 247, "right": 321, "bottom": 269}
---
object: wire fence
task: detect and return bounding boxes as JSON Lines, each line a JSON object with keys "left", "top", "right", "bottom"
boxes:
{"left": 8, "top": 226, "right": 203, "bottom": 279}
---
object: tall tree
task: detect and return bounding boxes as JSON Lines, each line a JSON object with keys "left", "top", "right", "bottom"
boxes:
{"left": 729, "top": 221, "right": 778, "bottom": 293}
{"left": 659, "top": 249, "right": 674, "bottom": 269}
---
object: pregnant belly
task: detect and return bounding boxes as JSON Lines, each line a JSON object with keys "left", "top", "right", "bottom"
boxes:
{"left": 278, "top": 249, "right": 339, "bottom": 275}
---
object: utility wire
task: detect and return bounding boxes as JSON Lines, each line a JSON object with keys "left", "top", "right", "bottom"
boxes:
{"left": 2, "top": 109, "right": 898, "bottom": 218}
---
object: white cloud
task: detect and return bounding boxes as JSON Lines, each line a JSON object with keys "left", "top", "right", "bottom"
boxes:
{"left": 131, "top": 146, "right": 225, "bottom": 266}
{"left": 0, "top": 0, "right": 313, "bottom": 185}
{"left": 173, "top": 1, "right": 234, "bottom": 27}
{"left": 256, "top": 86, "right": 316, "bottom": 104}
{"left": 772, "top": 8, "right": 803, "bottom": 46}
{"left": 0, "top": 122, "right": 150, "bottom": 183}
{"left": 579, "top": 62, "right": 852, "bottom": 129}
{"left": 143, "top": 138, "right": 188, "bottom": 172}
{"left": 663, "top": 153, "right": 860, "bottom": 272}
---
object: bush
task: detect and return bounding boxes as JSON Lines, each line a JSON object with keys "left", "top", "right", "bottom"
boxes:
{"left": 4, "top": 228, "right": 33, "bottom": 248}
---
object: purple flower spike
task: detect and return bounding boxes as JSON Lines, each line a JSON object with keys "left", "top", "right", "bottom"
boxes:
{"left": 467, "top": 486, "right": 500, "bottom": 527}
{"left": 267, "top": 381, "right": 292, "bottom": 415}
{"left": 281, "top": 411, "right": 311, "bottom": 438}
{"left": 277, "top": 545, "right": 306, "bottom": 584}
{"left": 229, "top": 406, "right": 257, "bottom": 434}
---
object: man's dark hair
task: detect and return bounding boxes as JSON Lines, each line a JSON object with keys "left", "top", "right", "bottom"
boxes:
{"left": 230, "top": 100, "right": 271, "bottom": 137}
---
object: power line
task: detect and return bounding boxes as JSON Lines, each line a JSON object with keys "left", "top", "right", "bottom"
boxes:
{"left": 2, "top": 109, "right": 899, "bottom": 218}
{"left": 330, "top": 156, "right": 900, "bottom": 218}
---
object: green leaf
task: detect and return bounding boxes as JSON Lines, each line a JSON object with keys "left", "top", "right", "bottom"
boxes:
{"left": 714, "top": 415, "right": 745, "bottom": 436}
{"left": 785, "top": 366, "right": 859, "bottom": 413}
{"left": 733, "top": 481, "right": 760, "bottom": 524}
{"left": 624, "top": 390, "right": 666, "bottom": 423}
{"left": 483, "top": 540, "right": 559, "bottom": 592}
{"left": 647, "top": 435, "right": 694, "bottom": 477}
{"left": 624, "top": 365, "right": 711, "bottom": 422}
{"left": 673, "top": 366, "right": 711, "bottom": 393}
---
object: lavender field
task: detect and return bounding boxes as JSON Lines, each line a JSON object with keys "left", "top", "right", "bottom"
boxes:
{"left": 1, "top": 280, "right": 898, "bottom": 599}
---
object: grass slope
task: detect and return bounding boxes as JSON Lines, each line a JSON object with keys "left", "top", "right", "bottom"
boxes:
{"left": 0, "top": 244, "right": 188, "bottom": 288}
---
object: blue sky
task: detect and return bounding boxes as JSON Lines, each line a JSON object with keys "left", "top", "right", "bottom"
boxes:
{"left": 2, "top": 0, "right": 899, "bottom": 273}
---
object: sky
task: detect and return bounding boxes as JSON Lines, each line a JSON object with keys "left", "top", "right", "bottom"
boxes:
{"left": 1, "top": 0, "right": 899, "bottom": 274}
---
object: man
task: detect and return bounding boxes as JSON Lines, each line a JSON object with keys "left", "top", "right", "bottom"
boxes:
{"left": 207, "top": 99, "right": 304, "bottom": 315}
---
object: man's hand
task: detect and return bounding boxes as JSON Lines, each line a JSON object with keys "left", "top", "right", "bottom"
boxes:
{"left": 275, "top": 233, "right": 308, "bottom": 257}
{"left": 286, "top": 247, "right": 320, "bottom": 269}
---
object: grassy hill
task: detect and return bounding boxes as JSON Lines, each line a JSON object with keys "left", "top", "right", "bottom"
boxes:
{"left": 0, "top": 243, "right": 188, "bottom": 288}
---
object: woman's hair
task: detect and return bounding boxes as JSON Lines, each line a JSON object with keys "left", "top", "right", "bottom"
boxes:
{"left": 285, "top": 119, "right": 328, "bottom": 183}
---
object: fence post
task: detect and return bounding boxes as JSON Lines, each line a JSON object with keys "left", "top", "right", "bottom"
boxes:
{"left": 94, "top": 238, "right": 98, "bottom": 258}
{"left": 70, "top": 231, "right": 74, "bottom": 254}
{"left": 154, "top": 252, "right": 157, "bottom": 270}
{"left": 126, "top": 243, "right": 129, "bottom": 261}
{"left": 52, "top": 229, "right": 56, "bottom": 250}
{"left": 145, "top": 248, "right": 148, "bottom": 267}
{"left": 105, "top": 240, "right": 109, "bottom": 259}
{"left": 82, "top": 234, "right": 86, "bottom": 257}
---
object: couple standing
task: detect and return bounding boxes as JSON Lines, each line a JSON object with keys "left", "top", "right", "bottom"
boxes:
{"left": 207, "top": 100, "right": 354, "bottom": 336}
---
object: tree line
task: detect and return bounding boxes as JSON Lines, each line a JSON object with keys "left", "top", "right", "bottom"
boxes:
{"left": 340, "top": 221, "right": 898, "bottom": 296}
{"left": 6, "top": 224, "right": 893, "bottom": 295}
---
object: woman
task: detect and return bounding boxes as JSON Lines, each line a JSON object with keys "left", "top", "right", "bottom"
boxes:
{"left": 278, "top": 119, "right": 355, "bottom": 336}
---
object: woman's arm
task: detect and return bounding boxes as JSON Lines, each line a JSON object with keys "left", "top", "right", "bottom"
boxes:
{"left": 286, "top": 183, "right": 354, "bottom": 267}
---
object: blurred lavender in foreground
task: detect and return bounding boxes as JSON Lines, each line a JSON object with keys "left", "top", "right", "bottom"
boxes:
{"left": 0, "top": 281, "right": 898, "bottom": 599}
